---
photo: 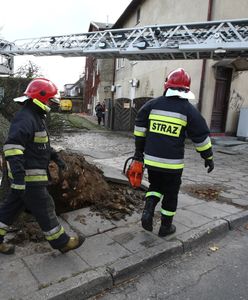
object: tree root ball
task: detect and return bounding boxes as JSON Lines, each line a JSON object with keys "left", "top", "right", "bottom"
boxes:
{"left": 48, "top": 151, "right": 145, "bottom": 220}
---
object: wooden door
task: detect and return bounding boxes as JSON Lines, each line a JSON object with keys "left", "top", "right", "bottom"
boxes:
{"left": 210, "top": 67, "right": 232, "bottom": 133}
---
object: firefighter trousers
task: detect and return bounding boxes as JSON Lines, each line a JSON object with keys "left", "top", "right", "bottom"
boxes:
{"left": 0, "top": 185, "right": 69, "bottom": 249}
{"left": 147, "top": 169, "right": 182, "bottom": 214}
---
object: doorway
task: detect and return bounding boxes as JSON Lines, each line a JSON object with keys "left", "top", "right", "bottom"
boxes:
{"left": 210, "top": 66, "right": 232, "bottom": 133}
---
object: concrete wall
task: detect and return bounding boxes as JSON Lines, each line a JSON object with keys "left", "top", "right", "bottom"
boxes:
{"left": 113, "top": 0, "right": 248, "bottom": 133}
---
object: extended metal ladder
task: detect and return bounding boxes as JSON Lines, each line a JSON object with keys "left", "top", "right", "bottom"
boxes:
{"left": 1, "top": 18, "right": 248, "bottom": 74}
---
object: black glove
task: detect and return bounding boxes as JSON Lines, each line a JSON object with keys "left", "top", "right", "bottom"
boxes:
{"left": 55, "top": 158, "right": 67, "bottom": 171}
{"left": 134, "top": 151, "right": 144, "bottom": 162}
{"left": 204, "top": 159, "right": 214, "bottom": 173}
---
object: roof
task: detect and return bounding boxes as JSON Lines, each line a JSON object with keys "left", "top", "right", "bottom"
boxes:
{"left": 88, "top": 21, "right": 113, "bottom": 32}
{"left": 113, "top": 0, "right": 146, "bottom": 29}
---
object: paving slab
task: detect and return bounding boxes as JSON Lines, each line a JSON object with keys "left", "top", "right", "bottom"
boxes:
{"left": 75, "top": 233, "right": 131, "bottom": 268}
{"left": 186, "top": 202, "right": 234, "bottom": 219}
{"left": 105, "top": 224, "right": 163, "bottom": 253}
{"left": 177, "top": 193, "right": 206, "bottom": 208}
{"left": 174, "top": 208, "right": 212, "bottom": 228}
{"left": 209, "top": 201, "right": 244, "bottom": 214}
{"left": 61, "top": 207, "right": 116, "bottom": 236}
{"left": 0, "top": 258, "right": 39, "bottom": 299}
{"left": 23, "top": 251, "right": 89, "bottom": 286}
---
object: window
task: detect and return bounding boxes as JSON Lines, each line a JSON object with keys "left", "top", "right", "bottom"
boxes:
{"left": 121, "top": 58, "right": 125, "bottom": 68}
{"left": 116, "top": 58, "right": 121, "bottom": 70}
{"left": 116, "top": 58, "right": 125, "bottom": 70}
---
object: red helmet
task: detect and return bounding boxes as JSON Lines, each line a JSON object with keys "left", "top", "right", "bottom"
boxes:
{"left": 24, "top": 78, "right": 59, "bottom": 104}
{"left": 164, "top": 68, "right": 191, "bottom": 92}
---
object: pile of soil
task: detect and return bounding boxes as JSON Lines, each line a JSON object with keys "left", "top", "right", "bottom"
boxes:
{"left": 181, "top": 183, "right": 223, "bottom": 201}
{"left": 48, "top": 150, "right": 145, "bottom": 219}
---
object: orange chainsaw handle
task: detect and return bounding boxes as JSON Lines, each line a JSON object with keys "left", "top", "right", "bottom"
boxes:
{"left": 123, "top": 156, "right": 134, "bottom": 175}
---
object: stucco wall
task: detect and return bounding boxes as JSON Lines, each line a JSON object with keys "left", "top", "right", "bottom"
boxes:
{"left": 226, "top": 71, "right": 248, "bottom": 133}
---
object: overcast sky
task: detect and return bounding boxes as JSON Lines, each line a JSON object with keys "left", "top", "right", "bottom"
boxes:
{"left": 0, "top": 0, "right": 132, "bottom": 90}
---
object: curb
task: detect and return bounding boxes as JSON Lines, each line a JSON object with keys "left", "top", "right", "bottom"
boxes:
{"left": 24, "top": 211, "right": 248, "bottom": 300}
{"left": 23, "top": 268, "right": 113, "bottom": 300}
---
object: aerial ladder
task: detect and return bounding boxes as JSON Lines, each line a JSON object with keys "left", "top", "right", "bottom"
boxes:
{"left": 0, "top": 18, "right": 248, "bottom": 74}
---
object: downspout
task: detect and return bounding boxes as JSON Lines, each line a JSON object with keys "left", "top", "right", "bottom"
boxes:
{"left": 198, "top": 0, "right": 213, "bottom": 112}
{"left": 110, "top": 58, "right": 116, "bottom": 130}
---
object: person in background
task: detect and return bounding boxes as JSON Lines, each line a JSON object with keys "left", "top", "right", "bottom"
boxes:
{"left": 95, "top": 101, "right": 104, "bottom": 125}
{"left": 133, "top": 68, "right": 214, "bottom": 237}
{"left": 102, "top": 100, "right": 106, "bottom": 126}
{"left": 0, "top": 78, "right": 85, "bottom": 255}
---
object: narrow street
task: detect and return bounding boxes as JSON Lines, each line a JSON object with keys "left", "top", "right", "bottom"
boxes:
{"left": 91, "top": 224, "right": 248, "bottom": 300}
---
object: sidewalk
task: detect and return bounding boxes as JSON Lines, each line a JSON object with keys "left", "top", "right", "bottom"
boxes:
{"left": 1, "top": 128, "right": 248, "bottom": 300}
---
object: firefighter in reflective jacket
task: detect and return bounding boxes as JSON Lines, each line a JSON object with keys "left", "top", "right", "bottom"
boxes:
{"left": 0, "top": 78, "right": 85, "bottom": 254}
{"left": 134, "top": 68, "right": 214, "bottom": 237}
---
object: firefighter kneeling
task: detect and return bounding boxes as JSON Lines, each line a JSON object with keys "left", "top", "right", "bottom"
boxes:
{"left": 0, "top": 78, "right": 85, "bottom": 254}
{"left": 133, "top": 68, "right": 214, "bottom": 237}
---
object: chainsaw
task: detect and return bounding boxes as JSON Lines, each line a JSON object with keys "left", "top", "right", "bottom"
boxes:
{"left": 123, "top": 156, "right": 144, "bottom": 189}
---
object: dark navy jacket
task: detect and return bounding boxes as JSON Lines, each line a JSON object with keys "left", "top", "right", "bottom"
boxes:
{"left": 3, "top": 101, "right": 52, "bottom": 188}
{"left": 134, "top": 95, "right": 213, "bottom": 173}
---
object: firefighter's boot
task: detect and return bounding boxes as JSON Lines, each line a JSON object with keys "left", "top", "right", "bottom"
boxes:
{"left": 141, "top": 198, "right": 159, "bottom": 232}
{"left": 0, "top": 242, "right": 15, "bottom": 255}
{"left": 59, "top": 235, "right": 85, "bottom": 254}
{"left": 158, "top": 215, "right": 176, "bottom": 237}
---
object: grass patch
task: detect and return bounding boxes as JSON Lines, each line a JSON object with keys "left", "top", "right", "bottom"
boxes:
{"left": 48, "top": 113, "right": 105, "bottom": 132}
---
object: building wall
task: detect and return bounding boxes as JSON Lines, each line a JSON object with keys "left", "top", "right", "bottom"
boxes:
{"left": 113, "top": 0, "right": 248, "bottom": 134}
{"left": 97, "top": 58, "right": 115, "bottom": 103}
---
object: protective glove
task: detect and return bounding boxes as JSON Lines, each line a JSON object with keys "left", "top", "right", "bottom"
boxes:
{"left": 204, "top": 158, "right": 214, "bottom": 173}
{"left": 133, "top": 151, "right": 144, "bottom": 162}
{"left": 55, "top": 158, "right": 68, "bottom": 171}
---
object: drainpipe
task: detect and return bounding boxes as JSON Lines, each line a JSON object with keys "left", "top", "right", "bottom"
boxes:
{"left": 198, "top": 0, "right": 213, "bottom": 112}
{"left": 110, "top": 58, "right": 116, "bottom": 130}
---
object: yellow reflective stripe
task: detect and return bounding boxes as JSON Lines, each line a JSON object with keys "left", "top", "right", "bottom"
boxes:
{"left": 0, "top": 229, "right": 6, "bottom": 236}
{"left": 25, "top": 175, "right": 48, "bottom": 182}
{"left": 134, "top": 131, "right": 146, "bottom": 137}
{"left": 149, "top": 114, "right": 187, "bottom": 126}
{"left": 4, "top": 149, "right": 24, "bottom": 157}
{"left": 196, "top": 142, "right": 212, "bottom": 152}
{"left": 145, "top": 159, "right": 184, "bottom": 169}
{"left": 33, "top": 98, "right": 50, "bottom": 112}
{"left": 160, "top": 208, "right": 176, "bottom": 216}
{"left": 11, "top": 184, "right": 25, "bottom": 190}
{"left": 34, "top": 136, "right": 49, "bottom": 143}
{"left": 146, "top": 191, "right": 163, "bottom": 199}
{"left": 45, "top": 227, "right": 65, "bottom": 241}
{"left": 206, "top": 156, "right": 213, "bottom": 160}
{"left": 8, "top": 171, "right": 13, "bottom": 179}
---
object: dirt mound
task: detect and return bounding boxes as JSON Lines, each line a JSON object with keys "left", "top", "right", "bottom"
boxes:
{"left": 48, "top": 151, "right": 145, "bottom": 220}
